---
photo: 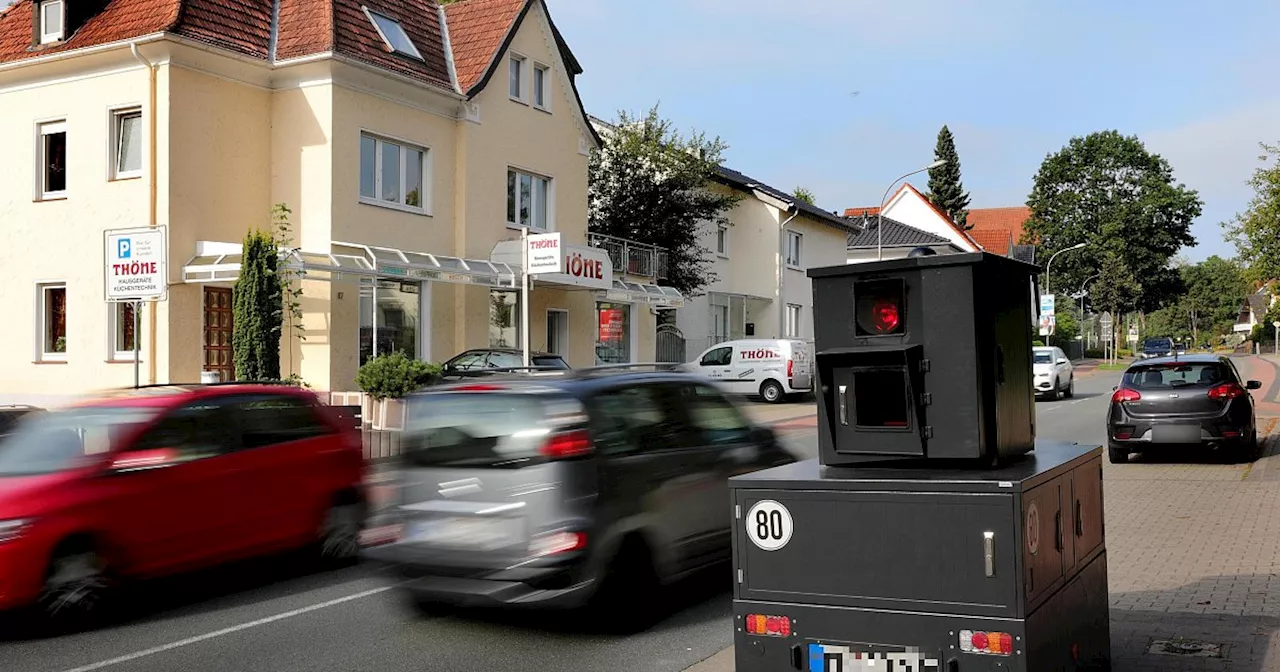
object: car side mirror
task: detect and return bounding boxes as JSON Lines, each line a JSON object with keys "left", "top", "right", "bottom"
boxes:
{"left": 108, "top": 448, "right": 180, "bottom": 473}
{"left": 1247, "top": 380, "right": 1263, "bottom": 390}
{"left": 1112, "top": 385, "right": 1119, "bottom": 391}
{"left": 1057, "top": 358, "right": 1069, "bottom": 365}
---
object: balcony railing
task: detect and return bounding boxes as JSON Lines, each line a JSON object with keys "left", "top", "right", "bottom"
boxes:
{"left": 588, "top": 232, "right": 670, "bottom": 281}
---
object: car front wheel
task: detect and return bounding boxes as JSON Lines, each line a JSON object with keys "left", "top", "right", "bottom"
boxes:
{"left": 1065, "top": 377, "right": 1075, "bottom": 398}
{"left": 38, "top": 540, "right": 113, "bottom": 631}
{"left": 1048, "top": 379, "right": 1060, "bottom": 401}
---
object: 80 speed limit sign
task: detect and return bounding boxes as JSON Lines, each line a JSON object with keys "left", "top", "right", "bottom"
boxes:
{"left": 745, "top": 500, "right": 793, "bottom": 551}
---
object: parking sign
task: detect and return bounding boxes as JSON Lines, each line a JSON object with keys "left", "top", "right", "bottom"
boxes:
{"left": 105, "top": 227, "right": 168, "bottom": 302}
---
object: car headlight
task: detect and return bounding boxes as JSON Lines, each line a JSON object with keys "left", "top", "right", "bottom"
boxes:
{"left": 0, "top": 519, "right": 31, "bottom": 544}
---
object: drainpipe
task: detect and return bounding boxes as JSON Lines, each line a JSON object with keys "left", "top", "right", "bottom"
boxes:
{"left": 777, "top": 204, "right": 800, "bottom": 337}
{"left": 131, "top": 43, "right": 159, "bottom": 384}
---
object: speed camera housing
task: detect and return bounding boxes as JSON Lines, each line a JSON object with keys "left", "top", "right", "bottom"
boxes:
{"left": 807, "top": 252, "right": 1039, "bottom": 466}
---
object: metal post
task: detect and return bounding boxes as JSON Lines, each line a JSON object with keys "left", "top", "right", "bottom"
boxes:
{"left": 521, "top": 227, "right": 530, "bottom": 367}
{"left": 133, "top": 300, "right": 142, "bottom": 388}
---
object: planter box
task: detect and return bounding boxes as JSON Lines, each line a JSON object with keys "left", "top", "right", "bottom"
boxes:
{"left": 329, "top": 391, "right": 363, "bottom": 407}
{"left": 373, "top": 398, "right": 407, "bottom": 431}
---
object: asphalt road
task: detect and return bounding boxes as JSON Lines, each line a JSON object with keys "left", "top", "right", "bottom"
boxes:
{"left": 0, "top": 378, "right": 1123, "bottom": 672}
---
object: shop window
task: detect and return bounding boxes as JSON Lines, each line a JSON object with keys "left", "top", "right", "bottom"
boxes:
{"left": 38, "top": 282, "right": 67, "bottom": 360}
{"left": 489, "top": 290, "right": 520, "bottom": 348}
{"left": 360, "top": 279, "right": 421, "bottom": 364}
{"left": 596, "top": 302, "right": 631, "bottom": 365}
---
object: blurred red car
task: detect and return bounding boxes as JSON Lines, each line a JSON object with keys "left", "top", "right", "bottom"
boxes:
{"left": 0, "top": 384, "right": 365, "bottom": 626}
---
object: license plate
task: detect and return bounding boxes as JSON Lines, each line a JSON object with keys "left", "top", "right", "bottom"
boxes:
{"left": 406, "top": 517, "right": 520, "bottom": 550}
{"left": 808, "top": 644, "right": 940, "bottom": 672}
{"left": 1153, "top": 425, "right": 1201, "bottom": 444}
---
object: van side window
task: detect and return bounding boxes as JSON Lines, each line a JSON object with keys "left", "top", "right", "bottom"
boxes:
{"left": 700, "top": 347, "right": 732, "bottom": 366}
{"left": 589, "top": 385, "right": 688, "bottom": 455}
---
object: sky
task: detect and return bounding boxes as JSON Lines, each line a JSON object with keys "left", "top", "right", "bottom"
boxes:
{"left": 547, "top": 0, "right": 1280, "bottom": 261}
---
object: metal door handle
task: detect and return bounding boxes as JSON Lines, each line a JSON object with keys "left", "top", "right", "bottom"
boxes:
{"left": 983, "top": 531, "right": 994, "bottom": 577}
{"left": 838, "top": 385, "right": 848, "bottom": 425}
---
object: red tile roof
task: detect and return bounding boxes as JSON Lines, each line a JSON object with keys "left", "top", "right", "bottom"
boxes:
{"left": 843, "top": 185, "right": 980, "bottom": 252}
{"left": 968, "top": 228, "right": 1013, "bottom": 256}
{"left": 443, "top": 0, "right": 526, "bottom": 93}
{"left": 0, "top": 0, "right": 179, "bottom": 63}
{"left": 966, "top": 206, "right": 1032, "bottom": 245}
{"left": 331, "top": 0, "right": 452, "bottom": 89}
{"left": 274, "top": 0, "right": 333, "bottom": 60}
{"left": 843, "top": 206, "right": 880, "bottom": 217}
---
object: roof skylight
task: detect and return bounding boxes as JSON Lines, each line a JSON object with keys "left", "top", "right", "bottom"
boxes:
{"left": 363, "top": 7, "right": 423, "bottom": 60}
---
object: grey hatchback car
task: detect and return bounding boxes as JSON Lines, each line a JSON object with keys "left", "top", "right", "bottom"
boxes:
{"left": 367, "top": 370, "right": 794, "bottom": 627}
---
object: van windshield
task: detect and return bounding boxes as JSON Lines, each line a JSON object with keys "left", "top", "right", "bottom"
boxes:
{"left": 403, "top": 394, "right": 553, "bottom": 468}
{"left": 0, "top": 406, "right": 158, "bottom": 476}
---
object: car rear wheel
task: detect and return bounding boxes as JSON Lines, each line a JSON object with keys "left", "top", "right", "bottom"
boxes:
{"left": 1107, "top": 444, "right": 1128, "bottom": 464}
{"left": 760, "top": 380, "right": 785, "bottom": 404}
{"left": 317, "top": 500, "right": 364, "bottom": 566}
{"left": 37, "top": 540, "right": 112, "bottom": 631}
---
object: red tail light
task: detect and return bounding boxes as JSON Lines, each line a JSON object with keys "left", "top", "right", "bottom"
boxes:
{"left": 745, "top": 613, "right": 792, "bottom": 637}
{"left": 1208, "top": 383, "right": 1245, "bottom": 400}
{"left": 959, "top": 630, "right": 1013, "bottom": 656}
{"left": 1111, "top": 388, "right": 1141, "bottom": 403}
{"left": 454, "top": 383, "right": 507, "bottom": 392}
{"left": 541, "top": 429, "right": 593, "bottom": 459}
{"left": 530, "top": 531, "right": 586, "bottom": 556}
{"left": 787, "top": 359, "right": 794, "bottom": 378}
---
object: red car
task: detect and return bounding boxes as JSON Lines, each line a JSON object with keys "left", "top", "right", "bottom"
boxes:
{"left": 0, "top": 384, "right": 366, "bottom": 626}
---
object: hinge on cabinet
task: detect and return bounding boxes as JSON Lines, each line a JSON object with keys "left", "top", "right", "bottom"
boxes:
{"left": 737, "top": 569, "right": 743, "bottom": 584}
{"left": 735, "top": 505, "right": 741, "bottom": 519}
{"left": 920, "top": 392, "right": 933, "bottom": 406}
{"left": 919, "top": 359, "right": 931, "bottom": 373}
{"left": 922, "top": 426, "right": 934, "bottom": 439}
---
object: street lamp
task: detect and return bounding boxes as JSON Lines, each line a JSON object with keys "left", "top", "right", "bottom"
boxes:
{"left": 1044, "top": 242, "right": 1086, "bottom": 294}
{"left": 1078, "top": 272, "right": 1098, "bottom": 348}
{"left": 877, "top": 159, "right": 947, "bottom": 261}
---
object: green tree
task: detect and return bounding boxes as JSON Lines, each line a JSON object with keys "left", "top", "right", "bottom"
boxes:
{"left": 589, "top": 106, "right": 741, "bottom": 296}
{"left": 1090, "top": 253, "right": 1142, "bottom": 361}
{"left": 926, "top": 125, "right": 971, "bottom": 229}
{"left": 1048, "top": 306, "right": 1079, "bottom": 350}
{"left": 1180, "top": 256, "right": 1248, "bottom": 341}
{"left": 792, "top": 186, "right": 816, "bottom": 205}
{"left": 233, "top": 229, "right": 282, "bottom": 381}
{"left": 1025, "top": 130, "right": 1201, "bottom": 312}
{"left": 1224, "top": 142, "right": 1280, "bottom": 284}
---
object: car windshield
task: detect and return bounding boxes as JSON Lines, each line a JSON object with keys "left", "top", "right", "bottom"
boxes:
{"left": 0, "top": 406, "right": 160, "bottom": 477}
{"left": 1033, "top": 352, "right": 1053, "bottom": 364}
{"left": 403, "top": 393, "right": 558, "bottom": 468}
{"left": 1123, "top": 363, "right": 1229, "bottom": 390}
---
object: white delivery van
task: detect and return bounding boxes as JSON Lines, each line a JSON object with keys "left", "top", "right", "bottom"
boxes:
{"left": 684, "top": 339, "right": 813, "bottom": 403}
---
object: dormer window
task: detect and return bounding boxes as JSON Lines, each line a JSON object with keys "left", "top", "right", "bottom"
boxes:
{"left": 40, "top": 0, "right": 65, "bottom": 44}
{"left": 362, "top": 7, "right": 423, "bottom": 61}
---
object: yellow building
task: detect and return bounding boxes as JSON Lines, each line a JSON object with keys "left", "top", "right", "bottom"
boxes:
{"left": 0, "top": 0, "right": 677, "bottom": 405}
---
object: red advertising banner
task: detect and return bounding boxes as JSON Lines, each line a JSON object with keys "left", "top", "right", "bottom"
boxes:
{"left": 599, "top": 309, "right": 624, "bottom": 342}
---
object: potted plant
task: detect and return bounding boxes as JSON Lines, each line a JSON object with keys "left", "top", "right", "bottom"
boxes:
{"left": 355, "top": 352, "right": 441, "bottom": 431}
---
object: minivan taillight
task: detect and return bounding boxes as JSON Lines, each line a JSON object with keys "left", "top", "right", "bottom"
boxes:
{"left": 787, "top": 359, "right": 794, "bottom": 378}
{"left": 1209, "top": 383, "right": 1246, "bottom": 400}
{"left": 541, "top": 429, "right": 593, "bottom": 459}
{"left": 1111, "top": 388, "right": 1141, "bottom": 403}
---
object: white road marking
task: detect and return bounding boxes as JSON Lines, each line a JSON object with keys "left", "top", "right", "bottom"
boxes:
{"left": 59, "top": 584, "right": 399, "bottom": 672}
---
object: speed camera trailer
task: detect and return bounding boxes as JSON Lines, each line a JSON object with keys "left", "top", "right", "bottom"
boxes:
{"left": 728, "top": 253, "right": 1111, "bottom": 671}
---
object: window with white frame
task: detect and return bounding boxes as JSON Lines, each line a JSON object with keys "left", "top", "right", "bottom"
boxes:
{"left": 509, "top": 55, "right": 526, "bottom": 101}
{"left": 785, "top": 230, "right": 803, "bottom": 267}
{"left": 359, "top": 133, "right": 428, "bottom": 212}
{"left": 533, "top": 63, "right": 550, "bottom": 110}
{"left": 38, "top": 120, "right": 67, "bottom": 200}
{"left": 716, "top": 225, "right": 728, "bottom": 256}
{"left": 40, "top": 0, "right": 64, "bottom": 44}
{"left": 38, "top": 282, "right": 67, "bottom": 360}
{"left": 109, "top": 302, "right": 139, "bottom": 360}
{"left": 363, "top": 7, "right": 423, "bottom": 60}
{"left": 785, "top": 304, "right": 802, "bottom": 338}
{"left": 111, "top": 108, "right": 142, "bottom": 180}
{"left": 507, "top": 168, "right": 552, "bottom": 230}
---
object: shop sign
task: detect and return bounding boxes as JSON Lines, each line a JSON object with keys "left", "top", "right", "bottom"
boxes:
{"left": 599, "top": 308, "right": 626, "bottom": 342}
{"left": 105, "top": 226, "right": 167, "bottom": 302}
{"left": 527, "top": 232, "right": 563, "bottom": 274}
{"left": 490, "top": 240, "right": 613, "bottom": 290}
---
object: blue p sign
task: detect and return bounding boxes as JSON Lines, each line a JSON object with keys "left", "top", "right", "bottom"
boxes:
{"left": 118, "top": 238, "right": 132, "bottom": 259}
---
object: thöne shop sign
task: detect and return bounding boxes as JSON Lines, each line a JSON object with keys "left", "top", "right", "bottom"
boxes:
{"left": 105, "top": 227, "right": 168, "bottom": 302}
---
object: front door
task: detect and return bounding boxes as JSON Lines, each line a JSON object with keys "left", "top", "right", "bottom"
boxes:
{"left": 204, "top": 287, "right": 234, "bottom": 382}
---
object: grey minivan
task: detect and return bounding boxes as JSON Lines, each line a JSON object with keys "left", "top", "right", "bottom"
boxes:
{"left": 367, "top": 370, "right": 795, "bottom": 628}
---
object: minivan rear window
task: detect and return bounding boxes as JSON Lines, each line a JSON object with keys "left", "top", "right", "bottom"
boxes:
{"left": 403, "top": 394, "right": 551, "bottom": 468}
{"left": 1123, "top": 363, "right": 1229, "bottom": 390}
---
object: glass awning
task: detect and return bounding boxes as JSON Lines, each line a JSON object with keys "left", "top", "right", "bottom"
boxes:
{"left": 608, "top": 280, "right": 685, "bottom": 308}
{"left": 182, "top": 242, "right": 519, "bottom": 289}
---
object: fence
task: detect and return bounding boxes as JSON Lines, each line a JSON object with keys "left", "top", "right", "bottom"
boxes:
{"left": 656, "top": 323, "right": 686, "bottom": 363}
{"left": 587, "top": 233, "right": 670, "bottom": 280}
